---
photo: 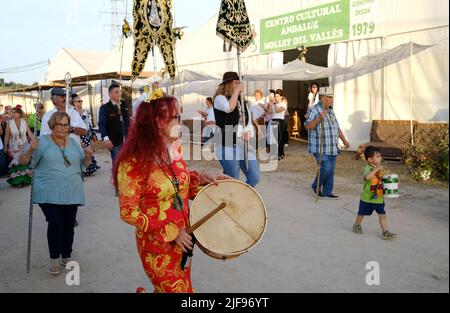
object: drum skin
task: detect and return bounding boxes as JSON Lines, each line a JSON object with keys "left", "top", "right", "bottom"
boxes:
{"left": 190, "top": 180, "right": 268, "bottom": 260}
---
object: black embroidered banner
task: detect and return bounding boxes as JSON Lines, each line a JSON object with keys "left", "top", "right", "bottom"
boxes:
{"left": 132, "top": 0, "right": 176, "bottom": 80}
{"left": 216, "top": 0, "right": 253, "bottom": 52}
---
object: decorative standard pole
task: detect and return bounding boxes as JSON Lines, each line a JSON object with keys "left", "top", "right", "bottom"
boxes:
{"left": 64, "top": 72, "right": 72, "bottom": 112}
{"left": 216, "top": 0, "right": 253, "bottom": 171}
{"left": 236, "top": 47, "right": 249, "bottom": 169}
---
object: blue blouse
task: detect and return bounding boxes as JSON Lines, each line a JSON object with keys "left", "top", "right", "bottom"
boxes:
{"left": 32, "top": 135, "right": 86, "bottom": 205}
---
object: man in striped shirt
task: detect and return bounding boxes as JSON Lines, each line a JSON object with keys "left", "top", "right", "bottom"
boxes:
{"left": 305, "top": 87, "right": 350, "bottom": 200}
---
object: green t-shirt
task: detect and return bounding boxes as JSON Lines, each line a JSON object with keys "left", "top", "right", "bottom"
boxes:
{"left": 360, "top": 164, "right": 384, "bottom": 204}
{"left": 28, "top": 113, "right": 41, "bottom": 131}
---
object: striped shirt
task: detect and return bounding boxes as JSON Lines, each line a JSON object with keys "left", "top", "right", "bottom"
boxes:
{"left": 305, "top": 102, "right": 341, "bottom": 156}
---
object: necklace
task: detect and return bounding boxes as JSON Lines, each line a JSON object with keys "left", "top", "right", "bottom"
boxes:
{"left": 153, "top": 153, "right": 184, "bottom": 212}
{"left": 52, "top": 135, "right": 71, "bottom": 167}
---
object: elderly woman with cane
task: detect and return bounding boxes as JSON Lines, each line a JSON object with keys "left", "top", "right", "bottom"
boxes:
{"left": 20, "top": 111, "right": 92, "bottom": 275}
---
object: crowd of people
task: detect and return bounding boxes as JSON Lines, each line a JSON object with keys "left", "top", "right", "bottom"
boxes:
{"left": 0, "top": 76, "right": 396, "bottom": 293}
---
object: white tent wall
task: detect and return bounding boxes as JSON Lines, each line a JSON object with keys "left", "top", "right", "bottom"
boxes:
{"left": 329, "top": 28, "right": 449, "bottom": 151}
{"left": 176, "top": 53, "right": 283, "bottom": 119}
{"left": 327, "top": 0, "right": 448, "bottom": 151}
{"left": 384, "top": 27, "right": 449, "bottom": 122}
{"left": 0, "top": 93, "right": 38, "bottom": 114}
{"left": 329, "top": 38, "right": 383, "bottom": 151}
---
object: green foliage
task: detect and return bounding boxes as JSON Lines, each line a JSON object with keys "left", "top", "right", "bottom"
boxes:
{"left": 0, "top": 78, "right": 30, "bottom": 91}
{"left": 405, "top": 127, "right": 449, "bottom": 182}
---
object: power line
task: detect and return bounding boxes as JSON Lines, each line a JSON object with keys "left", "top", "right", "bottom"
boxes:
{"left": 0, "top": 62, "right": 48, "bottom": 74}
{"left": 0, "top": 60, "right": 48, "bottom": 72}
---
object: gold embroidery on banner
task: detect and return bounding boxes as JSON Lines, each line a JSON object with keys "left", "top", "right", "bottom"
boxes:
{"left": 132, "top": 0, "right": 177, "bottom": 79}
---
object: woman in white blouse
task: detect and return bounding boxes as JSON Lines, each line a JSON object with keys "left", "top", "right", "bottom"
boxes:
{"left": 212, "top": 72, "right": 260, "bottom": 187}
{"left": 268, "top": 89, "right": 288, "bottom": 160}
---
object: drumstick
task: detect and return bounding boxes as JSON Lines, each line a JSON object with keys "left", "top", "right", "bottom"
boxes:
{"left": 187, "top": 202, "right": 227, "bottom": 235}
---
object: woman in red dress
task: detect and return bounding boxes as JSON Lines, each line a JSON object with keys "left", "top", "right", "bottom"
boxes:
{"left": 113, "top": 96, "right": 227, "bottom": 293}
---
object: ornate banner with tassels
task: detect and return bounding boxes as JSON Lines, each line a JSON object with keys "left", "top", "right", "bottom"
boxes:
{"left": 216, "top": 0, "right": 253, "bottom": 53}
{"left": 131, "top": 0, "right": 181, "bottom": 81}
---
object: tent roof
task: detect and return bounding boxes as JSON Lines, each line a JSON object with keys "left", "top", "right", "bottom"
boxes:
{"left": 243, "top": 42, "right": 435, "bottom": 81}
{"left": 41, "top": 48, "right": 110, "bottom": 84}
{"left": 52, "top": 71, "right": 156, "bottom": 84}
{"left": 0, "top": 82, "right": 87, "bottom": 95}
{"left": 62, "top": 48, "right": 111, "bottom": 74}
{"left": 160, "top": 69, "right": 221, "bottom": 87}
{"left": 95, "top": 37, "right": 165, "bottom": 75}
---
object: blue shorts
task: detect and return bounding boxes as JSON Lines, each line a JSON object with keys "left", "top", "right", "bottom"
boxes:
{"left": 358, "top": 200, "right": 386, "bottom": 216}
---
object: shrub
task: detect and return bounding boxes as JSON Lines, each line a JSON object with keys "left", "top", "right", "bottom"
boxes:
{"left": 405, "top": 127, "right": 449, "bottom": 181}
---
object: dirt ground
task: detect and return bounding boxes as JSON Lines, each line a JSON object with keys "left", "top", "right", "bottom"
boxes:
{"left": 0, "top": 140, "right": 448, "bottom": 293}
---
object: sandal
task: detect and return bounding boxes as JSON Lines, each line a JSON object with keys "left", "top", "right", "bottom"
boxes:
{"left": 59, "top": 258, "right": 71, "bottom": 267}
{"left": 49, "top": 260, "right": 61, "bottom": 275}
{"left": 382, "top": 230, "right": 397, "bottom": 240}
{"left": 353, "top": 224, "right": 363, "bottom": 234}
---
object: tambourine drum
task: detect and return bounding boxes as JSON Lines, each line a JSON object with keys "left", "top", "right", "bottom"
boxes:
{"left": 189, "top": 180, "right": 267, "bottom": 260}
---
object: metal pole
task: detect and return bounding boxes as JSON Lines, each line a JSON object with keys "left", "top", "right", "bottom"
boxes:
{"left": 382, "top": 37, "right": 386, "bottom": 120}
{"left": 409, "top": 41, "right": 414, "bottom": 146}
{"left": 26, "top": 88, "right": 42, "bottom": 273}
{"left": 88, "top": 79, "right": 94, "bottom": 126}
{"left": 236, "top": 48, "right": 249, "bottom": 169}
{"left": 64, "top": 72, "right": 72, "bottom": 111}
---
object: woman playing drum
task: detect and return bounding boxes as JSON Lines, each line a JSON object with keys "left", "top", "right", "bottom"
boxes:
{"left": 113, "top": 96, "right": 228, "bottom": 293}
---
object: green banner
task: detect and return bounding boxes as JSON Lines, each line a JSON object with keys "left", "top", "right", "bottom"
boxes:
{"left": 260, "top": 1, "right": 349, "bottom": 53}
{"left": 259, "top": 0, "right": 379, "bottom": 53}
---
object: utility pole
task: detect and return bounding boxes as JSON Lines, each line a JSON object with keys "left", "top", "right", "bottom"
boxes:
{"left": 99, "top": 0, "right": 126, "bottom": 49}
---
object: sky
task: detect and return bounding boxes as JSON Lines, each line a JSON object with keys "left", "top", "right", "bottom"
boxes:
{"left": 0, "top": 0, "right": 222, "bottom": 85}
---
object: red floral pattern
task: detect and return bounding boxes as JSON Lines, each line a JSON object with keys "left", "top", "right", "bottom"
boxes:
{"left": 118, "top": 154, "right": 201, "bottom": 293}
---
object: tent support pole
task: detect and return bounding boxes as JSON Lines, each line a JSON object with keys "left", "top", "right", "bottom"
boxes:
{"left": 382, "top": 37, "right": 386, "bottom": 120}
{"left": 88, "top": 79, "right": 94, "bottom": 126}
{"left": 409, "top": 41, "right": 414, "bottom": 146}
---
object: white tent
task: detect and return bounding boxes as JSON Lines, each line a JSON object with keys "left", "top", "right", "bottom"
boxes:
{"left": 95, "top": 37, "right": 165, "bottom": 75}
{"left": 159, "top": 69, "right": 221, "bottom": 87}
{"left": 118, "top": 69, "right": 220, "bottom": 92}
{"left": 118, "top": 76, "right": 160, "bottom": 89}
{"left": 169, "top": 0, "right": 448, "bottom": 150}
{"left": 41, "top": 48, "right": 110, "bottom": 84}
{"left": 243, "top": 43, "right": 435, "bottom": 82}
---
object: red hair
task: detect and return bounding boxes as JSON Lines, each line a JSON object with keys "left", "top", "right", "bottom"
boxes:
{"left": 112, "top": 96, "right": 178, "bottom": 189}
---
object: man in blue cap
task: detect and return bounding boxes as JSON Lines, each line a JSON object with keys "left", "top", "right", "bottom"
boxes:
{"left": 40, "top": 87, "right": 87, "bottom": 142}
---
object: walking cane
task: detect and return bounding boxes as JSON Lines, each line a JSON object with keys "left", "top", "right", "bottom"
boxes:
{"left": 26, "top": 92, "right": 42, "bottom": 273}
{"left": 315, "top": 118, "right": 325, "bottom": 203}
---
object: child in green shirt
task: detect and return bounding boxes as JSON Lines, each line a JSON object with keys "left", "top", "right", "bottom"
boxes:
{"left": 353, "top": 146, "right": 397, "bottom": 240}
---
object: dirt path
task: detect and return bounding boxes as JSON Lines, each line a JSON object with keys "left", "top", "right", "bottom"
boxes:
{"left": 0, "top": 141, "right": 448, "bottom": 292}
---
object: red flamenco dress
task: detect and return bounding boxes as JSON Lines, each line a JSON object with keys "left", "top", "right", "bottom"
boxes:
{"left": 117, "top": 153, "right": 201, "bottom": 293}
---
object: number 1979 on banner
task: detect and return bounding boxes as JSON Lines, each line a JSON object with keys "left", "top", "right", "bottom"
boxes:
{"left": 352, "top": 21, "right": 375, "bottom": 36}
